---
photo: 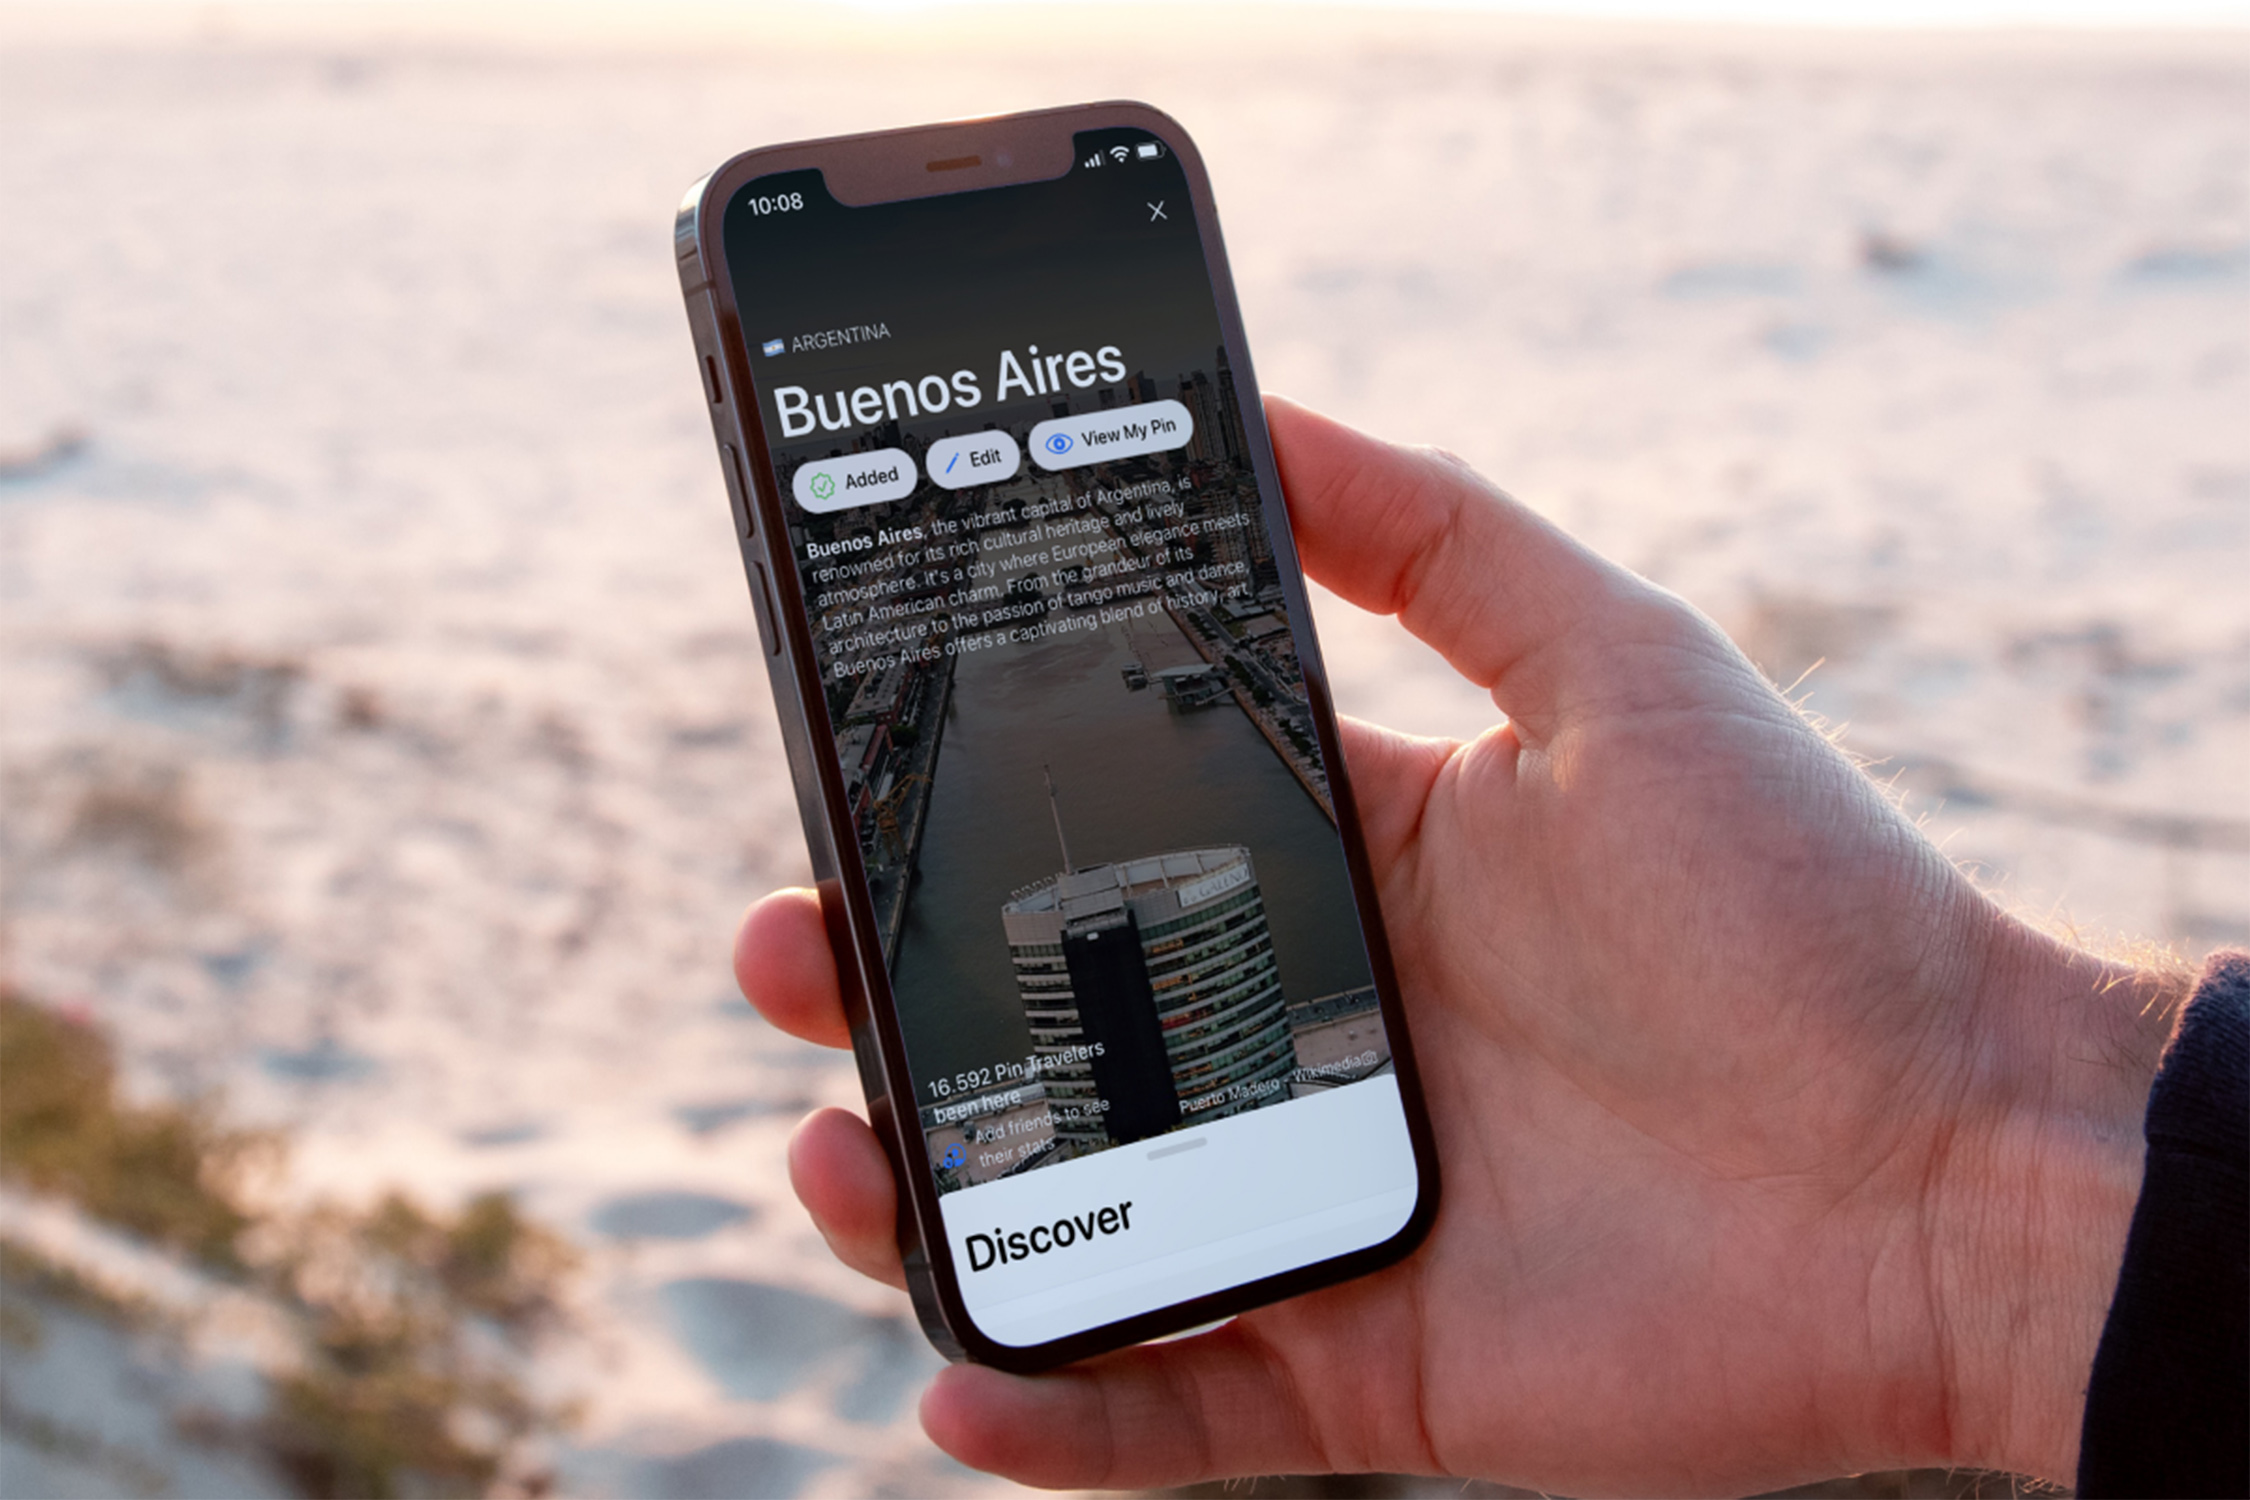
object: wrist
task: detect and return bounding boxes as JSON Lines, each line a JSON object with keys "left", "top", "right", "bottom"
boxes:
{"left": 1930, "top": 919, "right": 2189, "bottom": 1483}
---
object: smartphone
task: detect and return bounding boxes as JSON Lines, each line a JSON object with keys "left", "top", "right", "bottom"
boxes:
{"left": 676, "top": 102, "right": 1437, "bottom": 1371}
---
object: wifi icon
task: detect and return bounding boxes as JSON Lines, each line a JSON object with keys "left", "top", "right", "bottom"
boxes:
{"left": 1109, "top": 146, "right": 1131, "bottom": 163}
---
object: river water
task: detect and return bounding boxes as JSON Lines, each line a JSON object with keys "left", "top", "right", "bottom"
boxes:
{"left": 888, "top": 611, "right": 1375, "bottom": 1092}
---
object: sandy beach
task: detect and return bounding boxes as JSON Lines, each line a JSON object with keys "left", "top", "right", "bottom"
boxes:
{"left": 2, "top": 5, "right": 2244, "bottom": 1495}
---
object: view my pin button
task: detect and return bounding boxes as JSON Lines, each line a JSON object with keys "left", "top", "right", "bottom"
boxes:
{"left": 1028, "top": 400, "right": 1195, "bottom": 471}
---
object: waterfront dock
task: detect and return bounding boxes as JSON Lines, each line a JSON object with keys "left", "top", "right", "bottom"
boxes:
{"left": 1160, "top": 594, "right": 1336, "bottom": 821}
{"left": 1082, "top": 481, "right": 1337, "bottom": 821}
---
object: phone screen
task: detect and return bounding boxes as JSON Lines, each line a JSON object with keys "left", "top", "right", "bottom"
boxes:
{"left": 722, "top": 127, "right": 1420, "bottom": 1348}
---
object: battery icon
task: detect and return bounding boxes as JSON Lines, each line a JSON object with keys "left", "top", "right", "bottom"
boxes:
{"left": 1136, "top": 141, "right": 1162, "bottom": 159}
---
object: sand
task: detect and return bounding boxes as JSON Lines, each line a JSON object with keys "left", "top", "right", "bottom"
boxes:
{"left": 1, "top": 5, "right": 2244, "bottom": 1495}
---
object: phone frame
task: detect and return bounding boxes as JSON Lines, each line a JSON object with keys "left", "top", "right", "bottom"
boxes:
{"left": 676, "top": 100, "right": 1439, "bottom": 1372}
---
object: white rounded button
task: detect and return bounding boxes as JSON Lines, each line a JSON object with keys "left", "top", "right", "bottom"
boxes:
{"left": 791, "top": 449, "right": 916, "bottom": 513}
{"left": 926, "top": 431, "right": 1023, "bottom": 490}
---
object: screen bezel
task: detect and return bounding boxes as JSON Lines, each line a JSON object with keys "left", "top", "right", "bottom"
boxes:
{"left": 685, "top": 101, "right": 1441, "bottom": 1371}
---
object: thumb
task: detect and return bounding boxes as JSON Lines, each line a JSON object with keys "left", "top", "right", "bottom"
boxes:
{"left": 1266, "top": 395, "right": 1642, "bottom": 742}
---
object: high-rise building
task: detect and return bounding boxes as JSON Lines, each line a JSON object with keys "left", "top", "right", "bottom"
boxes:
{"left": 1177, "top": 372, "right": 1219, "bottom": 464}
{"left": 1212, "top": 345, "right": 1244, "bottom": 466}
{"left": 1002, "top": 846, "right": 1297, "bottom": 1153}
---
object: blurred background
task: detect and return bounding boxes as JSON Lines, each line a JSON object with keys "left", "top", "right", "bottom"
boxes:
{"left": 2, "top": 1, "right": 2245, "bottom": 1495}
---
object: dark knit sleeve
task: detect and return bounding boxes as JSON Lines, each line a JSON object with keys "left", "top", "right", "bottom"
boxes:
{"left": 2076, "top": 950, "right": 2248, "bottom": 1500}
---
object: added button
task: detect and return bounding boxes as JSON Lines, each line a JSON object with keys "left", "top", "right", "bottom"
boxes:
{"left": 791, "top": 449, "right": 917, "bottom": 514}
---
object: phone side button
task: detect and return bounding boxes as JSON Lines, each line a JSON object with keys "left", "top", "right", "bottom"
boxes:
{"left": 721, "top": 443, "right": 754, "bottom": 538}
{"left": 749, "top": 562, "right": 781, "bottom": 657}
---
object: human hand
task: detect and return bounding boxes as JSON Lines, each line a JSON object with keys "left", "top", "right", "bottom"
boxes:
{"left": 736, "top": 397, "right": 2180, "bottom": 1495}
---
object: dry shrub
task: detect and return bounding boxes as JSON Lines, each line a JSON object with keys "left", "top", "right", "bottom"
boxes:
{"left": 257, "top": 1192, "right": 576, "bottom": 1499}
{"left": 0, "top": 991, "right": 576, "bottom": 1498}
{"left": 0, "top": 988, "right": 264, "bottom": 1268}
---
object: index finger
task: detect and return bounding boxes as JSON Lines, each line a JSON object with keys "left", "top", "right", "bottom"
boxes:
{"left": 733, "top": 886, "right": 851, "bottom": 1050}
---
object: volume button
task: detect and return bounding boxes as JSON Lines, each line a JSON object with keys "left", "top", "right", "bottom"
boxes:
{"left": 750, "top": 562, "right": 782, "bottom": 657}
{"left": 722, "top": 442, "right": 754, "bottom": 538}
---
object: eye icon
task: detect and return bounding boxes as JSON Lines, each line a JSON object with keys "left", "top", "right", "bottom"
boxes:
{"left": 1043, "top": 432, "right": 1074, "bottom": 456}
